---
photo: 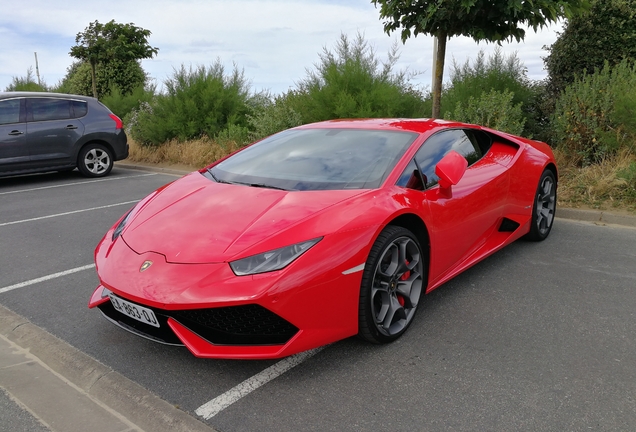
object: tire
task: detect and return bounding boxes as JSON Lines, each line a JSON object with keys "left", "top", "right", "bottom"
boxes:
{"left": 77, "top": 143, "right": 113, "bottom": 178}
{"left": 358, "top": 225, "right": 426, "bottom": 344}
{"left": 525, "top": 169, "right": 557, "bottom": 241}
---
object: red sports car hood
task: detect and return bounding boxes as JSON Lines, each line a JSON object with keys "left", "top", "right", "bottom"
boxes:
{"left": 122, "top": 172, "right": 364, "bottom": 263}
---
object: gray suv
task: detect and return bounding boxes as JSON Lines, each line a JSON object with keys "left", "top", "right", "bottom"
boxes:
{"left": 0, "top": 92, "right": 128, "bottom": 178}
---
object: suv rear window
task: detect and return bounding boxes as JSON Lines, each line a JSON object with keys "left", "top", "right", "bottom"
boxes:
{"left": 29, "top": 98, "right": 72, "bottom": 121}
{"left": 72, "top": 100, "right": 88, "bottom": 117}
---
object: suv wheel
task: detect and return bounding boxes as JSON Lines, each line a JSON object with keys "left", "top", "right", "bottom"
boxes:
{"left": 78, "top": 144, "right": 113, "bottom": 177}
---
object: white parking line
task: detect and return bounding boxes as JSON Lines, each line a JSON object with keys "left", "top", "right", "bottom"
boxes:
{"left": 0, "top": 200, "right": 139, "bottom": 227}
{"left": 195, "top": 347, "right": 325, "bottom": 419}
{"left": 0, "top": 264, "right": 95, "bottom": 294}
{"left": 0, "top": 173, "right": 157, "bottom": 196}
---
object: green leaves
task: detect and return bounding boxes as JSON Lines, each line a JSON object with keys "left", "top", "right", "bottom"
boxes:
{"left": 373, "top": 0, "right": 589, "bottom": 43}
{"left": 545, "top": 0, "right": 636, "bottom": 95}
{"left": 372, "top": 0, "right": 590, "bottom": 117}
{"left": 69, "top": 20, "right": 158, "bottom": 99}
{"left": 286, "top": 33, "right": 428, "bottom": 123}
{"left": 445, "top": 89, "right": 526, "bottom": 136}
{"left": 553, "top": 60, "right": 636, "bottom": 165}
{"left": 129, "top": 62, "right": 251, "bottom": 147}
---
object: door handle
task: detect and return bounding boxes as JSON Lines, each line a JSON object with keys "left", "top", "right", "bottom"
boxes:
{"left": 66, "top": 125, "right": 78, "bottom": 130}
{"left": 8, "top": 130, "right": 24, "bottom": 135}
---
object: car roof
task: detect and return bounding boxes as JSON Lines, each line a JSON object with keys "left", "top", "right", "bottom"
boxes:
{"left": 0, "top": 91, "right": 95, "bottom": 101}
{"left": 294, "top": 118, "right": 479, "bottom": 134}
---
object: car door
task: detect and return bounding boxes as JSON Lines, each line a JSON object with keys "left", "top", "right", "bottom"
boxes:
{"left": 399, "top": 128, "right": 510, "bottom": 286}
{"left": 25, "top": 97, "right": 85, "bottom": 168}
{"left": 0, "top": 97, "right": 28, "bottom": 173}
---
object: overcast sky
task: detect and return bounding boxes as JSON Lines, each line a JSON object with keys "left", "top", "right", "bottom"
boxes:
{"left": 0, "top": 0, "right": 564, "bottom": 95}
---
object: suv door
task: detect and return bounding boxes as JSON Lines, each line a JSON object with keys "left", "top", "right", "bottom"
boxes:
{"left": 25, "top": 97, "right": 85, "bottom": 168}
{"left": 0, "top": 98, "right": 28, "bottom": 173}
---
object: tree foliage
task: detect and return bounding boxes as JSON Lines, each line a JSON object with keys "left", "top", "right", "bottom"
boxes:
{"left": 285, "top": 33, "right": 428, "bottom": 123}
{"left": 128, "top": 62, "right": 251, "bottom": 146}
{"left": 246, "top": 94, "right": 303, "bottom": 141}
{"left": 442, "top": 48, "right": 546, "bottom": 138}
{"left": 544, "top": 0, "right": 636, "bottom": 95}
{"left": 69, "top": 20, "right": 158, "bottom": 99}
{"left": 371, "top": 0, "right": 590, "bottom": 118}
{"left": 553, "top": 60, "right": 636, "bottom": 166}
{"left": 53, "top": 60, "right": 147, "bottom": 98}
{"left": 4, "top": 67, "right": 47, "bottom": 92}
{"left": 445, "top": 89, "right": 526, "bottom": 136}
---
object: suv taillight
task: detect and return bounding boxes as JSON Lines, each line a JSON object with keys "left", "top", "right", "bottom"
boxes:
{"left": 109, "top": 114, "right": 123, "bottom": 130}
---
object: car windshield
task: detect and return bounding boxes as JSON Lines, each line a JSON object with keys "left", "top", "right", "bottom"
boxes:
{"left": 209, "top": 128, "right": 417, "bottom": 191}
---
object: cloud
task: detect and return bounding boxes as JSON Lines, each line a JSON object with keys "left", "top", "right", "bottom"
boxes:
{"left": 0, "top": 0, "right": 562, "bottom": 94}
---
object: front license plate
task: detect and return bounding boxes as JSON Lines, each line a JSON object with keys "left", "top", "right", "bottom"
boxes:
{"left": 108, "top": 294, "right": 160, "bottom": 328}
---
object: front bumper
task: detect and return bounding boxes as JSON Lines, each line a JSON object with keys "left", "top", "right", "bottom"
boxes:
{"left": 90, "top": 231, "right": 369, "bottom": 359}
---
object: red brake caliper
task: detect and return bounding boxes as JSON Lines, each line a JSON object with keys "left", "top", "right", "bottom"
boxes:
{"left": 397, "top": 260, "right": 410, "bottom": 306}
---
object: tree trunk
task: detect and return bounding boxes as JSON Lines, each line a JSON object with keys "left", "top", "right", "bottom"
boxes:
{"left": 431, "top": 31, "right": 447, "bottom": 119}
{"left": 90, "top": 61, "right": 98, "bottom": 99}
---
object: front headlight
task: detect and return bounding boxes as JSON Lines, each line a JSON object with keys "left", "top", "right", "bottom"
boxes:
{"left": 230, "top": 238, "right": 322, "bottom": 276}
{"left": 111, "top": 209, "right": 134, "bottom": 241}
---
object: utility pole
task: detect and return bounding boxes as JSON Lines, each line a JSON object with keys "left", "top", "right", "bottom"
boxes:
{"left": 34, "top": 52, "right": 41, "bottom": 86}
{"left": 432, "top": 36, "right": 437, "bottom": 88}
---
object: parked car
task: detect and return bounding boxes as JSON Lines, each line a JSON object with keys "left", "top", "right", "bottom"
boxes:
{"left": 0, "top": 92, "right": 128, "bottom": 178}
{"left": 89, "top": 118, "right": 557, "bottom": 359}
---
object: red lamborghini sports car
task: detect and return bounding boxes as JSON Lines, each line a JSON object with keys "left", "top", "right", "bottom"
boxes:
{"left": 89, "top": 119, "right": 557, "bottom": 359}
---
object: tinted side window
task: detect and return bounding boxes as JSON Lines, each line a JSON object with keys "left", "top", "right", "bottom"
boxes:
{"left": 413, "top": 129, "right": 482, "bottom": 189}
{"left": 0, "top": 99, "right": 21, "bottom": 125}
{"left": 29, "top": 98, "right": 71, "bottom": 121}
{"left": 465, "top": 129, "right": 493, "bottom": 156}
{"left": 72, "top": 100, "right": 88, "bottom": 118}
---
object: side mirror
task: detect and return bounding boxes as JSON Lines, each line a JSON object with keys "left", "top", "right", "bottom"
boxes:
{"left": 435, "top": 150, "right": 467, "bottom": 189}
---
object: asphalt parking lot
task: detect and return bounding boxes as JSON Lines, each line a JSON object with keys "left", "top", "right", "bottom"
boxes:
{"left": 1, "top": 166, "right": 635, "bottom": 432}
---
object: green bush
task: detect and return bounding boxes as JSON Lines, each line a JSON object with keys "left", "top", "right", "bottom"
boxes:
{"left": 5, "top": 68, "right": 47, "bottom": 92}
{"left": 617, "top": 161, "right": 636, "bottom": 200}
{"left": 284, "top": 33, "right": 428, "bottom": 123}
{"left": 544, "top": 0, "right": 636, "bottom": 96}
{"left": 51, "top": 61, "right": 147, "bottom": 99}
{"left": 247, "top": 94, "right": 303, "bottom": 141}
{"left": 102, "top": 84, "right": 155, "bottom": 120}
{"left": 445, "top": 89, "right": 526, "bottom": 136}
{"left": 129, "top": 61, "right": 251, "bottom": 146}
{"left": 215, "top": 123, "right": 251, "bottom": 147}
{"left": 553, "top": 60, "right": 636, "bottom": 165}
{"left": 441, "top": 48, "right": 541, "bottom": 138}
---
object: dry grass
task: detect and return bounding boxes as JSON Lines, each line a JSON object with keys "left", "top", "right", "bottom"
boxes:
{"left": 127, "top": 137, "right": 242, "bottom": 169}
{"left": 555, "top": 146, "right": 636, "bottom": 212}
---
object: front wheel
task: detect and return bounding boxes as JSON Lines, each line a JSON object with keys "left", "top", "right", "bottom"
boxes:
{"left": 77, "top": 144, "right": 113, "bottom": 178}
{"left": 526, "top": 169, "right": 557, "bottom": 241}
{"left": 358, "top": 226, "right": 426, "bottom": 344}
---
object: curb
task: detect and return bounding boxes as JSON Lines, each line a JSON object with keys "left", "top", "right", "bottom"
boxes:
{"left": 0, "top": 304, "right": 216, "bottom": 432}
{"left": 556, "top": 207, "right": 636, "bottom": 228}
{"left": 115, "top": 161, "right": 192, "bottom": 177}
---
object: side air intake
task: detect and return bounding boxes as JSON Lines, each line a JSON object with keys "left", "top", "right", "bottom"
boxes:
{"left": 498, "top": 217, "right": 520, "bottom": 233}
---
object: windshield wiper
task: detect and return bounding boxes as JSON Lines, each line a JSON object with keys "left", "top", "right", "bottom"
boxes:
{"left": 246, "top": 182, "right": 290, "bottom": 191}
{"left": 207, "top": 170, "right": 290, "bottom": 190}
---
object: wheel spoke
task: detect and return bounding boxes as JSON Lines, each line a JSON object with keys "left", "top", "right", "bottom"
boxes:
{"left": 396, "top": 273, "right": 422, "bottom": 309}
{"left": 381, "top": 295, "right": 406, "bottom": 331}
{"left": 371, "top": 289, "right": 390, "bottom": 324}
{"left": 378, "top": 244, "right": 399, "bottom": 278}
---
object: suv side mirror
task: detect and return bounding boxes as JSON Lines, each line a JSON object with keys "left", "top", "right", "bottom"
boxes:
{"left": 435, "top": 150, "right": 467, "bottom": 189}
